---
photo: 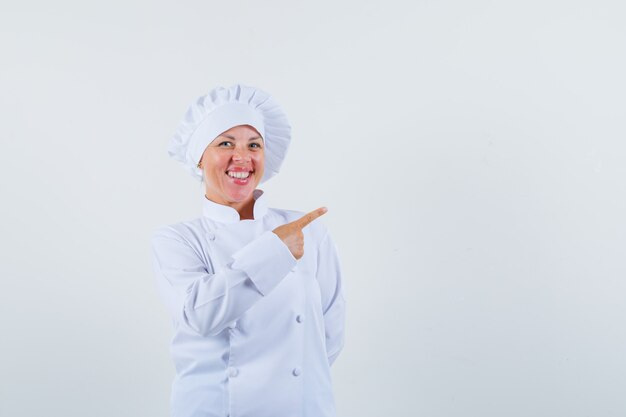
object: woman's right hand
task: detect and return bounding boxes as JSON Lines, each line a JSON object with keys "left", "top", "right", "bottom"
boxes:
{"left": 272, "top": 207, "right": 328, "bottom": 260}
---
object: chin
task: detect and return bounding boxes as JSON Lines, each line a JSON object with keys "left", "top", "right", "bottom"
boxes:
{"left": 225, "top": 188, "right": 256, "bottom": 203}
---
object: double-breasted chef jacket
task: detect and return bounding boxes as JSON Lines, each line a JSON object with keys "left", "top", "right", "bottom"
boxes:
{"left": 151, "top": 189, "right": 346, "bottom": 417}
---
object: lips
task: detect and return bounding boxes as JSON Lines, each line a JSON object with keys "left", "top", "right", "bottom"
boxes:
{"left": 225, "top": 169, "right": 254, "bottom": 185}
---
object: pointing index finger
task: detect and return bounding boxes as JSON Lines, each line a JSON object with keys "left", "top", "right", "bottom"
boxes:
{"left": 296, "top": 207, "right": 328, "bottom": 229}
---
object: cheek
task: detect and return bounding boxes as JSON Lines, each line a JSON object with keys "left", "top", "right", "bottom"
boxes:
{"left": 204, "top": 161, "right": 227, "bottom": 181}
{"left": 254, "top": 152, "right": 265, "bottom": 166}
{"left": 205, "top": 153, "right": 229, "bottom": 169}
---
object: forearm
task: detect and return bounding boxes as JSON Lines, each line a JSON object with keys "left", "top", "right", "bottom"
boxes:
{"left": 152, "top": 229, "right": 296, "bottom": 337}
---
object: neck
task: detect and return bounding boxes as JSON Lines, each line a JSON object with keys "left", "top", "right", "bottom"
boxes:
{"left": 204, "top": 194, "right": 256, "bottom": 220}
{"left": 235, "top": 199, "right": 255, "bottom": 220}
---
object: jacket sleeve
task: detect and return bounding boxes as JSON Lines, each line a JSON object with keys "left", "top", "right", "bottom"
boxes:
{"left": 151, "top": 227, "right": 297, "bottom": 337}
{"left": 315, "top": 230, "right": 346, "bottom": 367}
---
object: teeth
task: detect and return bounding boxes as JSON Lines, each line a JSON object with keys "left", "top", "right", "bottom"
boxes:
{"left": 227, "top": 171, "right": 251, "bottom": 179}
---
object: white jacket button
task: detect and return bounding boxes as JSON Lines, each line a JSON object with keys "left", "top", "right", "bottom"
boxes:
{"left": 228, "top": 367, "right": 239, "bottom": 377}
{"left": 207, "top": 232, "right": 216, "bottom": 241}
{"left": 296, "top": 315, "right": 304, "bottom": 323}
{"left": 292, "top": 367, "right": 302, "bottom": 377}
{"left": 228, "top": 321, "right": 237, "bottom": 329}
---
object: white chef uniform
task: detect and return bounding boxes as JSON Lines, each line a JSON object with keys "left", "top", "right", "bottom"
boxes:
{"left": 151, "top": 189, "right": 346, "bottom": 417}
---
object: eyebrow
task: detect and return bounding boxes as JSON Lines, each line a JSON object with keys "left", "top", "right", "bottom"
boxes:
{"left": 221, "top": 134, "right": 263, "bottom": 141}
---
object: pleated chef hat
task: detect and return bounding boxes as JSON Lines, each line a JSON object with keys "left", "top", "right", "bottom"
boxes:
{"left": 168, "top": 84, "right": 291, "bottom": 183}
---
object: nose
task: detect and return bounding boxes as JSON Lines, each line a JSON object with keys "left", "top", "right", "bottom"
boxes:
{"left": 232, "top": 144, "right": 251, "bottom": 162}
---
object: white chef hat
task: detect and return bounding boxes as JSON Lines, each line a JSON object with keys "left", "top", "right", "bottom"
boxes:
{"left": 168, "top": 84, "right": 291, "bottom": 183}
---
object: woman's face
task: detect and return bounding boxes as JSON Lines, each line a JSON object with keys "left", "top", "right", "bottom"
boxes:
{"left": 199, "top": 124, "right": 265, "bottom": 207}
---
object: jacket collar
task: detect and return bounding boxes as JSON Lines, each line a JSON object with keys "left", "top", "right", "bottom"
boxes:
{"left": 202, "top": 189, "right": 267, "bottom": 223}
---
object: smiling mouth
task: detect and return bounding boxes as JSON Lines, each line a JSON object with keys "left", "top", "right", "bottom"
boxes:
{"left": 226, "top": 170, "right": 253, "bottom": 179}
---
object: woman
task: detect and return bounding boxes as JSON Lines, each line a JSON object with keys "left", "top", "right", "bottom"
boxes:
{"left": 151, "top": 84, "right": 346, "bottom": 417}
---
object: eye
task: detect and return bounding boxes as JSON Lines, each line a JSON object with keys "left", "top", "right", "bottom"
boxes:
{"left": 250, "top": 142, "right": 262, "bottom": 149}
{"left": 217, "top": 141, "right": 234, "bottom": 147}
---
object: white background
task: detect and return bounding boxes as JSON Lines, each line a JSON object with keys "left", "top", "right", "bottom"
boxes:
{"left": 2, "top": 1, "right": 626, "bottom": 416}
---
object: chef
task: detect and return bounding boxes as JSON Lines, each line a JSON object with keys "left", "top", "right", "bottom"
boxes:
{"left": 151, "top": 84, "right": 346, "bottom": 417}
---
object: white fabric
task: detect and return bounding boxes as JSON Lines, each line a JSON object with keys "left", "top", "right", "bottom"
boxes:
{"left": 151, "top": 190, "right": 346, "bottom": 417}
{"left": 168, "top": 85, "right": 291, "bottom": 183}
{"left": 186, "top": 102, "right": 265, "bottom": 168}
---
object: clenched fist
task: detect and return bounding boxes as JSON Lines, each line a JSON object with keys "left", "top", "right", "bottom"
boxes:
{"left": 272, "top": 207, "right": 328, "bottom": 260}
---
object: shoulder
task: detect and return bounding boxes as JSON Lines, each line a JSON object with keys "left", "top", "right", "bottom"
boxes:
{"left": 151, "top": 217, "right": 208, "bottom": 247}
